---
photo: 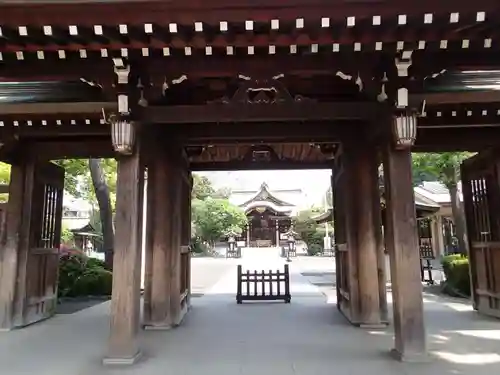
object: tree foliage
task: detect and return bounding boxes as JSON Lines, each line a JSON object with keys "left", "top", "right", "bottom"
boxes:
{"left": 0, "top": 162, "right": 11, "bottom": 202}
{"left": 192, "top": 174, "right": 215, "bottom": 200}
{"left": 411, "top": 152, "right": 474, "bottom": 254}
{"left": 55, "top": 159, "right": 117, "bottom": 206}
{"left": 192, "top": 198, "right": 247, "bottom": 246}
{"left": 293, "top": 209, "right": 325, "bottom": 255}
{"left": 412, "top": 152, "right": 473, "bottom": 187}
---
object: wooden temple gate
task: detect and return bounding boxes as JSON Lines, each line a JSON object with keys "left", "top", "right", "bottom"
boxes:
{"left": 0, "top": 0, "right": 499, "bottom": 366}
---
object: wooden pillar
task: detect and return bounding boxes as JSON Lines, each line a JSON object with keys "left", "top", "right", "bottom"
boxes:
{"left": 104, "top": 152, "right": 144, "bottom": 365}
{"left": 143, "top": 155, "right": 173, "bottom": 329}
{"left": 142, "top": 169, "right": 154, "bottom": 327}
{"left": 383, "top": 146, "right": 427, "bottom": 361}
{"left": 0, "top": 164, "right": 28, "bottom": 330}
{"left": 348, "top": 147, "right": 383, "bottom": 326}
{"left": 169, "top": 165, "right": 182, "bottom": 325}
{"left": 341, "top": 156, "right": 360, "bottom": 323}
{"left": 372, "top": 164, "right": 389, "bottom": 324}
{"left": 185, "top": 172, "right": 193, "bottom": 308}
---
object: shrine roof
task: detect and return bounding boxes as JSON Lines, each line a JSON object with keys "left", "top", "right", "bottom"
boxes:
{"left": 229, "top": 182, "right": 301, "bottom": 209}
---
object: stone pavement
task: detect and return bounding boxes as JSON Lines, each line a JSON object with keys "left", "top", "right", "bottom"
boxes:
{"left": 0, "top": 255, "right": 500, "bottom": 375}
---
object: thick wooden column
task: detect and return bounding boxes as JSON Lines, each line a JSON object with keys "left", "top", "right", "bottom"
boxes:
{"left": 142, "top": 169, "right": 154, "bottom": 326}
{"left": 383, "top": 146, "right": 427, "bottom": 361}
{"left": 168, "top": 165, "right": 182, "bottom": 325}
{"left": 143, "top": 154, "right": 174, "bottom": 329}
{"left": 373, "top": 169, "right": 389, "bottom": 324}
{"left": 353, "top": 148, "right": 383, "bottom": 326}
{"left": 104, "top": 152, "right": 144, "bottom": 365}
{"left": 185, "top": 172, "right": 193, "bottom": 308}
{"left": 0, "top": 163, "right": 28, "bottom": 330}
{"left": 343, "top": 146, "right": 384, "bottom": 326}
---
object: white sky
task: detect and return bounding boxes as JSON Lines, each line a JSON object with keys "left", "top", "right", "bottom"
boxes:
{"left": 195, "top": 169, "right": 332, "bottom": 208}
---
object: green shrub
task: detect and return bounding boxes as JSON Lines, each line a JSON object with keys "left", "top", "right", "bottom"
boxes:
{"left": 58, "top": 252, "right": 112, "bottom": 297}
{"left": 86, "top": 257, "right": 109, "bottom": 270}
{"left": 71, "top": 268, "right": 113, "bottom": 296}
{"left": 441, "top": 254, "right": 471, "bottom": 297}
{"left": 307, "top": 243, "right": 323, "bottom": 256}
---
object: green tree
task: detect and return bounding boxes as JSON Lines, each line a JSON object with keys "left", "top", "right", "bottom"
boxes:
{"left": 412, "top": 152, "right": 474, "bottom": 254}
{"left": 0, "top": 162, "right": 11, "bottom": 202}
{"left": 293, "top": 208, "right": 328, "bottom": 255}
{"left": 56, "top": 158, "right": 116, "bottom": 267}
{"left": 192, "top": 198, "right": 247, "bottom": 247}
{"left": 192, "top": 174, "right": 215, "bottom": 200}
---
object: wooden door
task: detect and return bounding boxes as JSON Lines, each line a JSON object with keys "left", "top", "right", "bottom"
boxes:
{"left": 461, "top": 151, "right": 500, "bottom": 318}
{"left": 22, "top": 162, "right": 65, "bottom": 326}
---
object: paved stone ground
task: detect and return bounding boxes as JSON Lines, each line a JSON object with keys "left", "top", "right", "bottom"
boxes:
{"left": 1, "top": 253, "right": 500, "bottom": 375}
{"left": 190, "top": 257, "right": 236, "bottom": 297}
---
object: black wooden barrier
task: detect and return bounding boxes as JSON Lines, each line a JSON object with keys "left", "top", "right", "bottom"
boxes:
{"left": 236, "top": 265, "right": 291, "bottom": 303}
{"left": 419, "top": 246, "right": 435, "bottom": 285}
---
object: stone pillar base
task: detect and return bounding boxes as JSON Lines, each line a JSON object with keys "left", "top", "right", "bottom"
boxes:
{"left": 390, "top": 348, "right": 430, "bottom": 363}
{"left": 143, "top": 323, "right": 173, "bottom": 331}
{"left": 103, "top": 350, "right": 142, "bottom": 366}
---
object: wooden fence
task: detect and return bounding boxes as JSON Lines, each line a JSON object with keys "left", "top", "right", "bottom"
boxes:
{"left": 236, "top": 265, "right": 291, "bottom": 303}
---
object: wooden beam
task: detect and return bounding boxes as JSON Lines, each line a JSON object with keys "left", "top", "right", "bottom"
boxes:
{"left": 414, "top": 126, "right": 500, "bottom": 152}
{"left": 22, "top": 138, "right": 115, "bottom": 160}
{"left": 190, "top": 160, "right": 334, "bottom": 171}
{"left": 0, "top": 0, "right": 497, "bottom": 26}
{"left": 0, "top": 102, "right": 115, "bottom": 115}
{"left": 382, "top": 145, "right": 427, "bottom": 362}
{"left": 180, "top": 121, "right": 359, "bottom": 143}
{"left": 144, "top": 102, "right": 388, "bottom": 124}
{"left": 2, "top": 50, "right": 500, "bottom": 83}
{"left": 412, "top": 90, "right": 500, "bottom": 105}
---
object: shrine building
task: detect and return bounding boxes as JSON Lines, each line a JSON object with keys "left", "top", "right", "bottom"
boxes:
{"left": 0, "top": 0, "right": 499, "bottom": 366}
{"left": 229, "top": 182, "right": 299, "bottom": 247}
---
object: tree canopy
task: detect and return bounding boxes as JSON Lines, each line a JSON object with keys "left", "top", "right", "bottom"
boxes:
{"left": 191, "top": 198, "right": 247, "bottom": 245}
{"left": 412, "top": 152, "right": 474, "bottom": 188}
{"left": 192, "top": 174, "right": 215, "bottom": 200}
{"left": 411, "top": 152, "right": 474, "bottom": 254}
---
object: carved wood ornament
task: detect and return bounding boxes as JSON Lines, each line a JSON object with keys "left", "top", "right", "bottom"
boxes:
{"left": 210, "top": 76, "right": 314, "bottom": 105}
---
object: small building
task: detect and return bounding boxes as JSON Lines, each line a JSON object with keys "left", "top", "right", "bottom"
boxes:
{"left": 229, "top": 182, "right": 301, "bottom": 247}
{"left": 315, "top": 181, "right": 457, "bottom": 257}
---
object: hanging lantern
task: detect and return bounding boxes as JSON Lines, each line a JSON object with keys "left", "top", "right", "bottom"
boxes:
{"left": 111, "top": 117, "right": 136, "bottom": 155}
{"left": 393, "top": 110, "right": 417, "bottom": 149}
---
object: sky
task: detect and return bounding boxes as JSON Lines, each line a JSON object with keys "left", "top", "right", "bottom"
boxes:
{"left": 195, "top": 169, "right": 332, "bottom": 208}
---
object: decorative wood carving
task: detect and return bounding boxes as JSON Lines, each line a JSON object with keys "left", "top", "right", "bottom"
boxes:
{"left": 209, "top": 77, "right": 314, "bottom": 105}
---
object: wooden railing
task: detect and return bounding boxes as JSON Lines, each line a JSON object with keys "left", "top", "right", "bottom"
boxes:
{"left": 236, "top": 265, "right": 291, "bottom": 303}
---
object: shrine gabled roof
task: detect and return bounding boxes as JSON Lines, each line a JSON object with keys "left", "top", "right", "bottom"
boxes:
{"left": 233, "top": 182, "right": 297, "bottom": 208}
